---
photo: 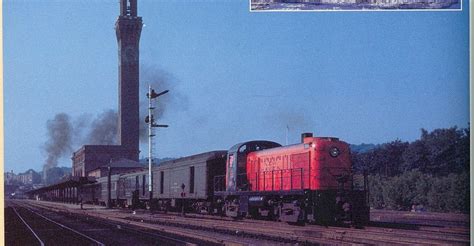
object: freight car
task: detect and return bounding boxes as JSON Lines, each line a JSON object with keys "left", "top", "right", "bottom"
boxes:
{"left": 214, "top": 133, "right": 370, "bottom": 225}
{"left": 151, "top": 150, "right": 227, "bottom": 213}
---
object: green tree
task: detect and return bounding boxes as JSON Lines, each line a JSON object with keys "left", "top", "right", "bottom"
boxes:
{"left": 427, "top": 172, "right": 469, "bottom": 212}
{"left": 419, "top": 127, "right": 464, "bottom": 174}
{"left": 368, "top": 174, "right": 385, "bottom": 208}
{"left": 381, "top": 170, "right": 428, "bottom": 210}
{"left": 401, "top": 140, "right": 429, "bottom": 172}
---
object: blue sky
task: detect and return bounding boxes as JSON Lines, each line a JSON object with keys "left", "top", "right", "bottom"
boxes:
{"left": 3, "top": 1, "right": 470, "bottom": 173}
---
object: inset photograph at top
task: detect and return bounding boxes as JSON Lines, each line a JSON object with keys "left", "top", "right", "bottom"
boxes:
{"left": 251, "top": 0, "right": 462, "bottom": 11}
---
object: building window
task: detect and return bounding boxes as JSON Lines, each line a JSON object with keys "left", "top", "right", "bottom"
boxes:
{"left": 189, "top": 166, "right": 195, "bottom": 194}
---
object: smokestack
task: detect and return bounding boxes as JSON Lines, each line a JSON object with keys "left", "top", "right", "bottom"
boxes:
{"left": 301, "top": 132, "right": 313, "bottom": 143}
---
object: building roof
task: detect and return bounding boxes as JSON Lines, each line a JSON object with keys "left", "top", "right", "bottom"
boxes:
{"left": 72, "top": 145, "right": 137, "bottom": 156}
{"left": 88, "top": 158, "right": 142, "bottom": 172}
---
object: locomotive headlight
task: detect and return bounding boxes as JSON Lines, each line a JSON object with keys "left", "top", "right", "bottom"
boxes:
{"left": 329, "top": 147, "right": 340, "bottom": 157}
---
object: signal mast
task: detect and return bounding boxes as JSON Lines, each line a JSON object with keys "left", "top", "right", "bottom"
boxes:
{"left": 145, "top": 85, "right": 169, "bottom": 204}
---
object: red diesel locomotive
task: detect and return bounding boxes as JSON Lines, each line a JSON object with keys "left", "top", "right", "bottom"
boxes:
{"left": 215, "top": 133, "right": 369, "bottom": 225}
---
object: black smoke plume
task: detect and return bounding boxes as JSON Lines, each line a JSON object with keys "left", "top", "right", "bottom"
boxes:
{"left": 139, "top": 66, "right": 188, "bottom": 142}
{"left": 86, "top": 109, "right": 118, "bottom": 145}
{"left": 41, "top": 67, "right": 186, "bottom": 182}
{"left": 73, "top": 113, "right": 92, "bottom": 144}
{"left": 42, "top": 113, "right": 73, "bottom": 182}
{"left": 42, "top": 110, "right": 117, "bottom": 182}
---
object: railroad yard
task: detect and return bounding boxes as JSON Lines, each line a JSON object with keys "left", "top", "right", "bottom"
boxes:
{"left": 5, "top": 199, "right": 470, "bottom": 246}
{"left": 4, "top": 0, "right": 470, "bottom": 245}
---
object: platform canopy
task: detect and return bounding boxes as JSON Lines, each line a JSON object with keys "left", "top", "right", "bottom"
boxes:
{"left": 26, "top": 176, "right": 96, "bottom": 195}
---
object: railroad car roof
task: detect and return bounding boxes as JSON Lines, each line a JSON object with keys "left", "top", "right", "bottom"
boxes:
{"left": 158, "top": 150, "right": 227, "bottom": 167}
{"left": 116, "top": 168, "right": 148, "bottom": 177}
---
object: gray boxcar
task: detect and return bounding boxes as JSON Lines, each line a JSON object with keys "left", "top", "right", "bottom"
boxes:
{"left": 152, "top": 150, "right": 227, "bottom": 212}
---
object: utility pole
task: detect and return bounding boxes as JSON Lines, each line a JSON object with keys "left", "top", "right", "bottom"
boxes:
{"left": 145, "top": 85, "right": 169, "bottom": 208}
{"left": 107, "top": 163, "right": 112, "bottom": 209}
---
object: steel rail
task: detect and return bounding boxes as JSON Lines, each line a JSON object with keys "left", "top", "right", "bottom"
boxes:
{"left": 82, "top": 214, "right": 197, "bottom": 246}
{"left": 15, "top": 202, "right": 105, "bottom": 246}
{"left": 23, "top": 200, "right": 197, "bottom": 246}
{"left": 11, "top": 206, "right": 45, "bottom": 246}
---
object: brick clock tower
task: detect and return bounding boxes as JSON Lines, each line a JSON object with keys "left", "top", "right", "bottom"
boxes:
{"left": 72, "top": 0, "right": 143, "bottom": 177}
{"left": 115, "top": 0, "right": 142, "bottom": 160}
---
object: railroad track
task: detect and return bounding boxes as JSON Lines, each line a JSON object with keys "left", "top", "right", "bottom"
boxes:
{"left": 18, "top": 200, "right": 470, "bottom": 246}
{"left": 138, "top": 215, "right": 468, "bottom": 245}
{"left": 7, "top": 201, "right": 105, "bottom": 246}
{"left": 111, "top": 209, "right": 469, "bottom": 245}
{"left": 6, "top": 200, "right": 214, "bottom": 246}
{"left": 113, "top": 210, "right": 470, "bottom": 245}
{"left": 371, "top": 210, "right": 469, "bottom": 227}
{"left": 5, "top": 206, "right": 43, "bottom": 246}
{"left": 21, "top": 201, "right": 318, "bottom": 245}
{"left": 19, "top": 200, "right": 259, "bottom": 245}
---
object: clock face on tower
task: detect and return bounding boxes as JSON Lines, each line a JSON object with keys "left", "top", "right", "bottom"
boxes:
{"left": 123, "top": 45, "right": 138, "bottom": 64}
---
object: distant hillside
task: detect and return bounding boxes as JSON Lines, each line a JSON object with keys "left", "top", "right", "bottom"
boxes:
{"left": 42, "top": 166, "right": 72, "bottom": 185}
{"left": 38, "top": 166, "right": 71, "bottom": 176}
{"left": 350, "top": 143, "right": 377, "bottom": 153}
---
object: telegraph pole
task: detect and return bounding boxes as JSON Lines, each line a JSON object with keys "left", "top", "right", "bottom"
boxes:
{"left": 107, "top": 163, "right": 112, "bottom": 209}
{"left": 145, "top": 85, "right": 169, "bottom": 208}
